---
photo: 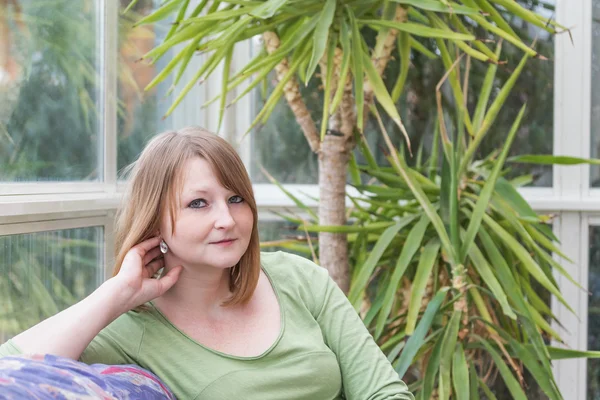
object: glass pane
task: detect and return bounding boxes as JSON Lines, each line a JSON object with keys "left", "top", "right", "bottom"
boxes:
{"left": 591, "top": 1, "right": 600, "bottom": 187}
{"left": 589, "top": 226, "right": 600, "bottom": 397}
{"left": 251, "top": 0, "right": 554, "bottom": 187}
{"left": 0, "top": 1, "right": 101, "bottom": 182}
{"left": 117, "top": 0, "right": 174, "bottom": 172}
{"left": 0, "top": 227, "right": 103, "bottom": 343}
{"left": 258, "top": 219, "right": 311, "bottom": 258}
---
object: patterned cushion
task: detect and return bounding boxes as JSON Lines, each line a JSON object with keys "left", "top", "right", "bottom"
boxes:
{"left": 0, "top": 354, "right": 175, "bottom": 399}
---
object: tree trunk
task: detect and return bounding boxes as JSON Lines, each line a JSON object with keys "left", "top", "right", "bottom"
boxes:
{"left": 319, "top": 134, "right": 351, "bottom": 294}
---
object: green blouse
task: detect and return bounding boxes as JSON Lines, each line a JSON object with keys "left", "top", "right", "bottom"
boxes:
{"left": 1, "top": 251, "right": 413, "bottom": 400}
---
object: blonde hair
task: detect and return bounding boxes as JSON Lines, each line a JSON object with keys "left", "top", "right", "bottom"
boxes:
{"left": 113, "top": 127, "right": 260, "bottom": 307}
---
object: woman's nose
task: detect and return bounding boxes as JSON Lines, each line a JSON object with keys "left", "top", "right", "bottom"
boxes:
{"left": 213, "top": 204, "right": 235, "bottom": 229}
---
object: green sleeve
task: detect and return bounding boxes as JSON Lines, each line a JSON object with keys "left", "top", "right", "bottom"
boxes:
{"left": 312, "top": 265, "right": 415, "bottom": 400}
{"left": 79, "top": 313, "right": 143, "bottom": 366}
{"left": 0, "top": 340, "right": 23, "bottom": 357}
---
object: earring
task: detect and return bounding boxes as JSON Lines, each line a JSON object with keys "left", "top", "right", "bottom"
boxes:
{"left": 159, "top": 239, "right": 169, "bottom": 254}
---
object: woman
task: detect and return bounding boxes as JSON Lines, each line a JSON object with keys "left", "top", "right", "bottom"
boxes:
{"left": 0, "top": 127, "right": 414, "bottom": 400}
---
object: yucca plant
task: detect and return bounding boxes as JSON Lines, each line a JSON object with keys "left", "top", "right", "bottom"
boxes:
{"left": 259, "top": 42, "right": 600, "bottom": 398}
{"left": 126, "top": 0, "right": 566, "bottom": 293}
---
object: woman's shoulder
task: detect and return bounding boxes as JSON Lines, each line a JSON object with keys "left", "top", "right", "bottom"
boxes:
{"left": 260, "top": 251, "right": 331, "bottom": 315}
{"left": 260, "top": 251, "right": 328, "bottom": 282}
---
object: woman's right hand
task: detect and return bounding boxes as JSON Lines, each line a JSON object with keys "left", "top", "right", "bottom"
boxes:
{"left": 110, "top": 236, "right": 182, "bottom": 311}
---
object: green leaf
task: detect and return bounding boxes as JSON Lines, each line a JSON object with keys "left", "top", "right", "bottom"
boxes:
{"left": 406, "top": 238, "right": 441, "bottom": 334}
{"left": 302, "top": 221, "right": 395, "bottom": 233}
{"left": 452, "top": 343, "right": 470, "bottom": 400}
{"left": 391, "top": 31, "right": 411, "bottom": 102}
{"left": 164, "top": 17, "right": 250, "bottom": 117}
{"left": 259, "top": 166, "right": 318, "bottom": 221}
{"left": 469, "top": 364, "right": 480, "bottom": 400}
{"left": 460, "top": 105, "right": 526, "bottom": 261}
{"left": 489, "top": 0, "right": 560, "bottom": 33}
{"left": 306, "top": 0, "right": 336, "bottom": 81}
{"left": 349, "top": 152, "right": 362, "bottom": 186}
{"left": 439, "top": 310, "right": 461, "bottom": 400}
{"left": 494, "top": 177, "right": 537, "bottom": 219}
{"left": 122, "top": 0, "right": 142, "bottom": 14}
{"left": 474, "top": 335, "right": 528, "bottom": 400}
{"left": 478, "top": 227, "right": 553, "bottom": 370}
{"left": 466, "top": 241, "right": 516, "bottom": 319}
{"left": 396, "top": 288, "right": 449, "bottom": 378}
{"left": 507, "top": 338, "right": 561, "bottom": 400}
{"left": 482, "top": 213, "right": 574, "bottom": 314}
{"left": 478, "top": 377, "right": 499, "bottom": 400}
{"left": 470, "top": 12, "right": 536, "bottom": 56}
{"left": 320, "top": 33, "right": 337, "bottom": 140}
{"left": 217, "top": 46, "right": 234, "bottom": 133}
{"left": 391, "top": 0, "right": 479, "bottom": 14}
{"left": 362, "top": 53, "right": 411, "bottom": 152}
{"left": 361, "top": 19, "right": 475, "bottom": 40}
{"left": 135, "top": 0, "right": 183, "bottom": 26}
{"left": 348, "top": 216, "right": 417, "bottom": 307}
{"left": 409, "top": 36, "right": 437, "bottom": 59}
{"left": 250, "top": 0, "right": 288, "bottom": 18}
{"left": 547, "top": 346, "right": 600, "bottom": 360}
{"left": 508, "top": 155, "right": 600, "bottom": 165}
{"left": 375, "top": 216, "right": 430, "bottom": 339}
{"left": 165, "top": 0, "right": 191, "bottom": 41}
{"left": 330, "top": 20, "right": 352, "bottom": 115}
{"left": 347, "top": 8, "right": 364, "bottom": 131}
{"left": 421, "top": 333, "right": 444, "bottom": 400}
{"left": 460, "top": 50, "right": 530, "bottom": 177}
{"left": 245, "top": 42, "right": 311, "bottom": 133}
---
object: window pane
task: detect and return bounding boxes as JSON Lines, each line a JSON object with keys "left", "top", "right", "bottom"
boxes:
{"left": 0, "top": 1, "right": 100, "bottom": 182}
{"left": 251, "top": 0, "right": 554, "bottom": 187}
{"left": 117, "top": 0, "right": 174, "bottom": 172}
{"left": 0, "top": 227, "right": 103, "bottom": 342}
{"left": 589, "top": 226, "right": 600, "bottom": 397}
{"left": 258, "top": 219, "right": 312, "bottom": 258}
{"left": 591, "top": 1, "right": 600, "bottom": 187}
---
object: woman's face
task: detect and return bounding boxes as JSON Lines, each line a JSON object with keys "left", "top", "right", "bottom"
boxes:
{"left": 160, "top": 156, "right": 254, "bottom": 271}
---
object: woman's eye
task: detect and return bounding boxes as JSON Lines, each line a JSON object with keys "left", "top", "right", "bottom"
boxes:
{"left": 188, "top": 199, "right": 207, "bottom": 208}
{"left": 229, "top": 195, "right": 244, "bottom": 204}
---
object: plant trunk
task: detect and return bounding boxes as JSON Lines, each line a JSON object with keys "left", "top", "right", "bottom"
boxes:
{"left": 318, "top": 66, "right": 355, "bottom": 293}
{"left": 319, "top": 134, "right": 351, "bottom": 294}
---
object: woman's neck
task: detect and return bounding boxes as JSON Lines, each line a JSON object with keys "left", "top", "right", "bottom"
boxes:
{"left": 156, "top": 262, "right": 234, "bottom": 318}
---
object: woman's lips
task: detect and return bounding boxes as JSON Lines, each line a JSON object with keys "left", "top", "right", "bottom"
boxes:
{"left": 210, "top": 239, "right": 237, "bottom": 246}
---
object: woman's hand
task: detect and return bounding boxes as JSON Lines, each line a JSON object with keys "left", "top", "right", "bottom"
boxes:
{"left": 110, "top": 236, "right": 182, "bottom": 312}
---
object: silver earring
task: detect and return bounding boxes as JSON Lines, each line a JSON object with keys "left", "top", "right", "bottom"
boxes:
{"left": 159, "top": 239, "right": 169, "bottom": 254}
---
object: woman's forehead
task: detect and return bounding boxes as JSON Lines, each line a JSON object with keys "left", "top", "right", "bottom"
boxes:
{"left": 178, "top": 157, "right": 227, "bottom": 193}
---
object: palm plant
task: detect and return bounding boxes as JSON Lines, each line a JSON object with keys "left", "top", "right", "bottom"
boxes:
{"left": 126, "top": 0, "right": 565, "bottom": 293}
{"left": 261, "top": 48, "right": 600, "bottom": 398}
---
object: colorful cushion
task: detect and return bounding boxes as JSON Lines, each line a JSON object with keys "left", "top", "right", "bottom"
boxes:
{"left": 0, "top": 354, "right": 174, "bottom": 399}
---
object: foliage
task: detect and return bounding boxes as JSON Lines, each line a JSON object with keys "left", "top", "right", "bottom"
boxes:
{"left": 252, "top": 0, "right": 555, "bottom": 187}
{"left": 0, "top": 229, "right": 101, "bottom": 343}
{"left": 127, "top": 0, "right": 563, "bottom": 139}
{"left": 262, "top": 47, "right": 600, "bottom": 399}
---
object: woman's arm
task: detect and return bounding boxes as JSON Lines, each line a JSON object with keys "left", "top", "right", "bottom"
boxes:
{"left": 5, "top": 237, "right": 181, "bottom": 360}
{"left": 311, "top": 265, "right": 415, "bottom": 400}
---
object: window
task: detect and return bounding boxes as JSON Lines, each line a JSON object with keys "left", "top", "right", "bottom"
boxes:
{"left": 0, "top": 1, "right": 101, "bottom": 182}
{"left": 0, "top": 226, "right": 103, "bottom": 342}
{"left": 117, "top": 0, "right": 174, "bottom": 172}
{"left": 591, "top": 0, "right": 600, "bottom": 187}
{"left": 589, "top": 226, "right": 600, "bottom": 398}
